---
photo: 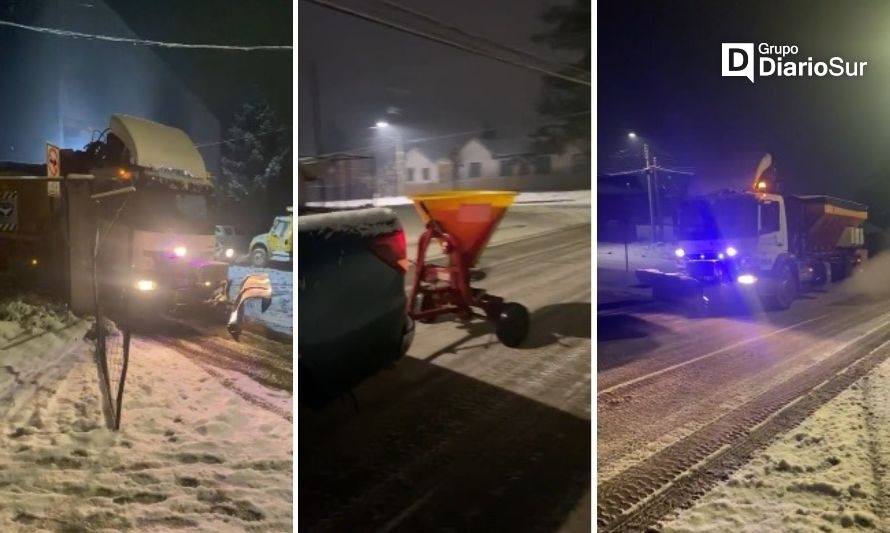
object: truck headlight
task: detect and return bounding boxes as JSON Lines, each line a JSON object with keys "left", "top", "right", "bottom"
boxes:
{"left": 674, "top": 248, "right": 685, "bottom": 258}
{"left": 225, "top": 248, "right": 235, "bottom": 259}
{"left": 135, "top": 279, "right": 157, "bottom": 291}
{"left": 173, "top": 246, "right": 187, "bottom": 258}
{"left": 726, "top": 246, "right": 738, "bottom": 257}
{"left": 737, "top": 274, "right": 757, "bottom": 285}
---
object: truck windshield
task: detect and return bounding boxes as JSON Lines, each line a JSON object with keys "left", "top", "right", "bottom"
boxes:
{"left": 677, "top": 197, "right": 758, "bottom": 240}
{"left": 118, "top": 186, "right": 213, "bottom": 234}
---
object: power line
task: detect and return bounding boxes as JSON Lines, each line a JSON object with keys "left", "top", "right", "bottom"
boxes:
{"left": 0, "top": 19, "right": 292, "bottom": 51}
{"left": 303, "top": 0, "right": 590, "bottom": 87}
{"left": 381, "top": 0, "right": 590, "bottom": 79}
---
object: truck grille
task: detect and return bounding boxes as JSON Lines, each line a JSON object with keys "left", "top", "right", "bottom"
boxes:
{"left": 687, "top": 260, "right": 720, "bottom": 280}
{"left": 199, "top": 262, "right": 228, "bottom": 284}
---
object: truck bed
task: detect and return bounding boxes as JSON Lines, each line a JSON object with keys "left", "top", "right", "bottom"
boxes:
{"left": 787, "top": 195, "right": 867, "bottom": 254}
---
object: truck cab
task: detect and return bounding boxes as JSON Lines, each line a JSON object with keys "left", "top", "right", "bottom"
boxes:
{"left": 249, "top": 209, "right": 293, "bottom": 267}
{"left": 86, "top": 115, "right": 232, "bottom": 318}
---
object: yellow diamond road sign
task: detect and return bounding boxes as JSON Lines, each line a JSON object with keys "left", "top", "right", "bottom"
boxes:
{"left": 46, "top": 143, "right": 60, "bottom": 178}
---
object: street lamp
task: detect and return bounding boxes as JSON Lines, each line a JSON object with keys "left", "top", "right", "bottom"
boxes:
{"left": 371, "top": 120, "right": 404, "bottom": 197}
{"left": 627, "top": 132, "right": 657, "bottom": 244}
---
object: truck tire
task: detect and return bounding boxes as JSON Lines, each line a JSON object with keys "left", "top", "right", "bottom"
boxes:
{"left": 765, "top": 263, "right": 797, "bottom": 310}
{"left": 811, "top": 261, "right": 829, "bottom": 287}
{"left": 830, "top": 260, "right": 848, "bottom": 283}
{"left": 251, "top": 246, "right": 269, "bottom": 268}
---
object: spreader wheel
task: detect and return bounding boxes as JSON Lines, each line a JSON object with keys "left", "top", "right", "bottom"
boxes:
{"left": 496, "top": 302, "right": 530, "bottom": 347}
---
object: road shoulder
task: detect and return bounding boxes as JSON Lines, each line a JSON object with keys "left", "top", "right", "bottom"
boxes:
{"left": 661, "top": 355, "right": 890, "bottom": 532}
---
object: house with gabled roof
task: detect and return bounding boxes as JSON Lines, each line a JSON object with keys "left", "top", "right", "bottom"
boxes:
{"left": 400, "top": 135, "right": 589, "bottom": 195}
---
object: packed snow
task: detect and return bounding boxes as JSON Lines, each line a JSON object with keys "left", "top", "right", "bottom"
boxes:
{"left": 0, "top": 296, "right": 76, "bottom": 344}
{"left": 228, "top": 266, "right": 292, "bottom": 337}
{"left": 0, "top": 318, "right": 293, "bottom": 531}
{"left": 304, "top": 189, "right": 591, "bottom": 208}
{"left": 661, "top": 355, "right": 890, "bottom": 532}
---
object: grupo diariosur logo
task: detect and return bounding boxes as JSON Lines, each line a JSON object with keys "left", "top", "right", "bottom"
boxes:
{"left": 722, "top": 43, "right": 868, "bottom": 83}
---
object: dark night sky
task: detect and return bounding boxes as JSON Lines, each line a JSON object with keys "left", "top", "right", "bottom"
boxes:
{"left": 0, "top": 0, "right": 291, "bottom": 167}
{"left": 598, "top": 0, "right": 890, "bottom": 201}
{"left": 107, "top": 0, "right": 292, "bottom": 123}
{"left": 297, "top": 0, "right": 579, "bottom": 156}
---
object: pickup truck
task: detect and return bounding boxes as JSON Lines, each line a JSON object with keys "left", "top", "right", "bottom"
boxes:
{"left": 297, "top": 206, "right": 414, "bottom": 407}
{"left": 250, "top": 209, "right": 293, "bottom": 267}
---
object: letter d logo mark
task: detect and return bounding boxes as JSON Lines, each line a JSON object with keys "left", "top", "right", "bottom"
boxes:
{"left": 722, "top": 43, "right": 754, "bottom": 83}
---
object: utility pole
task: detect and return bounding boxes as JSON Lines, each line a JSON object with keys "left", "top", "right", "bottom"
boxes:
{"left": 309, "top": 59, "right": 325, "bottom": 201}
{"left": 309, "top": 59, "right": 324, "bottom": 156}
{"left": 653, "top": 155, "right": 661, "bottom": 242}
{"left": 394, "top": 129, "right": 405, "bottom": 196}
{"left": 644, "top": 142, "right": 656, "bottom": 246}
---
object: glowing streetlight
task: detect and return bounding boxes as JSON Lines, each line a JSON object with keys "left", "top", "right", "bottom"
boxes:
{"left": 371, "top": 120, "right": 403, "bottom": 195}
{"left": 628, "top": 132, "right": 637, "bottom": 139}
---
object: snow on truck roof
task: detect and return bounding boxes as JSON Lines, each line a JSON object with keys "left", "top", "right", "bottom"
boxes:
{"left": 298, "top": 207, "right": 402, "bottom": 238}
{"left": 110, "top": 115, "right": 209, "bottom": 179}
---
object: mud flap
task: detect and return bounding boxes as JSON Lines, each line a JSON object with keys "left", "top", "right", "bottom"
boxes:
{"left": 227, "top": 274, "right": 273, "bottom": 341}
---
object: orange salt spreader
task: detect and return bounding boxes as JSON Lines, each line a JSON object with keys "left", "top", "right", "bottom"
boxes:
{"left": 407, "top": 190, "right": 530, "bottom": 347}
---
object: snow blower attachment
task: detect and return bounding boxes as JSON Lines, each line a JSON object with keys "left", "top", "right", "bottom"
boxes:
{"left": 407, "top": 191, "right": 530, "bottom": 347}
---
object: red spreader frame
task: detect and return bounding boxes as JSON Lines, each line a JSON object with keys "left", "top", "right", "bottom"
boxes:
{"left": 407, "top": 196, "right": 529, "bottom": 347}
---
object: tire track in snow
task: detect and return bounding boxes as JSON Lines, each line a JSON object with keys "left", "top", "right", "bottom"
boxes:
{"left": 598, "top": 324, "right": 890, "bottom": 531}
{"left": 141, "top": 337, "right": 292, "bottom": 422}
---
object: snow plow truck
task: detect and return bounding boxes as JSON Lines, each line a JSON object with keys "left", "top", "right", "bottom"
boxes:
{"left": 636, "top": 154, "right": 867, "bottom": 315}
{"left": 0, "top": 115, "right": 270, "bottom": 330}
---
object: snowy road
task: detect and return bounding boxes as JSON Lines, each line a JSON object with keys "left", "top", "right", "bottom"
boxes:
{"left": 299, "top": 223, "right": 591, "bottom": 532}
{"left": 596, "top": 256, "right": 890, "bottom": 530}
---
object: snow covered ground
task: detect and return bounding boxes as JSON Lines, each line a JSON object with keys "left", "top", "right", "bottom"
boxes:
{"left": 0, "top": 311, "right": 293, "bottom": 531}
{"left": 305, "top": 189, "right": 591, "bottom": 208}
{"left": 661, "top": 355, "right": 890, "bottom": 532}
{"left": 227, "top": 266, "right": 292, "bottom": 337}
{"left": 0, "top": 297, "right": 77, "bottom": 346}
